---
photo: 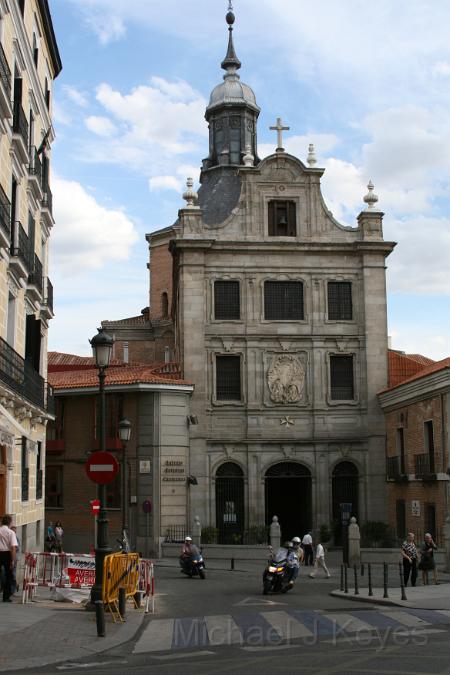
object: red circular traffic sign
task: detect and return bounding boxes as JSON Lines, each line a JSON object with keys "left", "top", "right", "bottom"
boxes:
{"left": 90, "top": 499, "right": 100, "bottom": 515}
{"left": 85, "top": 451, "right": 119, "bottom": 485}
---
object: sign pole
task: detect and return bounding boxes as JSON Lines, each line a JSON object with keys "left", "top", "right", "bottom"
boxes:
{"left": 142, "top": 500, "right": 152, "bottom": 559}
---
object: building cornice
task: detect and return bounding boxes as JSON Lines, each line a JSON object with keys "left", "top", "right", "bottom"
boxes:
{"left": 378, "top": 369, "right": 450, "bottom": 411}
{"left": 53, "top": 383, "right": 194, "bottom": 396}
{"left": 37, "top": 0, "right": 62, "bottom": 78}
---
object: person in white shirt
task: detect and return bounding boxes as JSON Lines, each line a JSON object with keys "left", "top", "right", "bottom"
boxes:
{"left": 0, "top": 514, "right": 18, "bottom": 602}
{"left": 309, "top": 539, "right": 331, "bottom": 579}
{"left": 302, "top": 532, "right": 314, "bottom": 566}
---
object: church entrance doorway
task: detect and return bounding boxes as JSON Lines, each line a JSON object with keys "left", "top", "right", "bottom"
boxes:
{"left": 265, "top": 462, "right": 311, "bottom": 541}
{"left": 0, "top": 445, "right": 6, "bottom": 517}
{"left": 215, "top": 462, "right": 245, "bottom": 544}
{"left": 332, "top": 461, "right": 359, "bottom": 544}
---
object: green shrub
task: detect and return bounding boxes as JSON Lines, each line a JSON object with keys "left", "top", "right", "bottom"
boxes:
{"left": 201, "top": 526, "right": 218, "bottom": 544}
{"left": 319, "top": 524, "right": 331, "bottom": 544}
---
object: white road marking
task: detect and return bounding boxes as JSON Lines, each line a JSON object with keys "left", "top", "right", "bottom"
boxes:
{"left": 323, "top": 613, "right": 375, "bottom": 633}
{"left": 133, "top": 619, "right": 175, "bottom": 654}
{"left": 261, "top": 611, "right": 314, "bottom": 640}
{"left": 380, "top": 610, "right": 431, "bottom": 627}
{"left": 234, "top": 597, "right": 286, "bottom": 607}
{"left": 204, "top": 614, "right": 243, "bottom": 646}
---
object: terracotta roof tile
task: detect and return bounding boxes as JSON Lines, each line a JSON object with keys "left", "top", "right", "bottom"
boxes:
{"left": 48, "top": 364, "right": 192, "bottom": 390}
{"left": 387, "top": 350, "right": 435, "bottom": 388}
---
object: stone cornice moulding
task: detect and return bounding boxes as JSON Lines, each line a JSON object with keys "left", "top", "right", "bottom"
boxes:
{"left": 378, "top": 369, "right": 450, "bottom": 410}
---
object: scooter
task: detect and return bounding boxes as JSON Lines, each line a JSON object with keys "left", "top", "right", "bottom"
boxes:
{"left": 262, "top": 558, "right": 292, "bottom": 594}
{"left": 180, "top": 552, "right": 206, "bottom": 579}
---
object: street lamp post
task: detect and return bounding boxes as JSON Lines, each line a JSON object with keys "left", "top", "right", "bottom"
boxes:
{"left": 118, "top": 417, "right": 132, "bottom": 551}
{"left": 90, "top": 327, "right": 114, "bottom": 637}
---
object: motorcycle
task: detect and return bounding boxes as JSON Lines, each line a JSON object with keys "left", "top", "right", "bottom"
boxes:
{"left": 180, "top": 552, "right": 206, "bottom": 579}
{"left": 262, "top": 557, "right": 293, "bottom": 594}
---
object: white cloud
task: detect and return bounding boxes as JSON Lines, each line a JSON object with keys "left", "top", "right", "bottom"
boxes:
{"left": 149, "top": 176, "right": 181, "bottom": 192}
{"left": 85, "top": 115, "right": 117, "bottom": 137}
{"left": 63, "top": 85, "right": 89, "bottom": 108}
{"left": 259, "top": 133, "right": 339, "bottom": 164}
{"left": 51, "top": 177, "right": 139, "bottom": 275}
{"left": 432, "top": 61, "right": 450, "bottom": 77}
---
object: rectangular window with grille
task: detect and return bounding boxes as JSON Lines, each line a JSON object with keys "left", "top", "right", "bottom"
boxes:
{"left": 216, "top": 355, "right": 241, "bottom": 401}
{"left": 45, "top": 465, "right": 63, "bottom": 508}
{"left": 214, "top": 280, "right": 240, "bottom": 320}
{"left": 328, "top": 282, "right": 353, "bottom": 320}
{"left": 330, "top": 355, "right": 354, "bottom": 400}
{"left": 264, "top": 281, "right": 304, "bottom": 320}
{"left": 268, "top": 200, "right": 296, "bottom": 236}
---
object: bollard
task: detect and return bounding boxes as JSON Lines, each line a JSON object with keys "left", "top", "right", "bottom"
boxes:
{"left": 368, "top": 563, "right": 373, "bottom": 597}
{"left": 344, "top": 564, "right": 348, "bottom": 594}
{"left": 353, "top": 565, "right": 359, "bottom": 595}
{"left": 360, "top": 563, "right": 364, "bottom": 577}
{"left": 340, "top": 564, "right": 344, "bottom": 592}
{"left": 230, "top": 558, "right": 235, "bottom": 571}
{"left": 118, "top": 587, "right": 126, "bottom": 619}
{"left": 399, "top": 561, "right": 407, "bottom": 602}
{"left": 95, "top": 600, "right": 106, "bottom": 637}
{"left": 383, "top": 562, "right": 389, "bottom": 599}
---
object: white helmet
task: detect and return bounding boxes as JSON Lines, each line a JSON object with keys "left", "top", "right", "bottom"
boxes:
{"left": 292, "top": 536, "right": 301, "bottom": 544}
{"left": 185, "top": 536, "right": 192, "bottom": 542}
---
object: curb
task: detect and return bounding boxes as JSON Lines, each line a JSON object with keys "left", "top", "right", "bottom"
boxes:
{"left": 330, "top": 589, "right": 400, "bottom": 607}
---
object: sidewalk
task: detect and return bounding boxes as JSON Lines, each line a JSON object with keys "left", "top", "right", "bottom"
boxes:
{"left": 331, "top": 583, "right": 450, "bottom": 610}
{"left": 0, "top": 590, "right": 145, "bottom": 672}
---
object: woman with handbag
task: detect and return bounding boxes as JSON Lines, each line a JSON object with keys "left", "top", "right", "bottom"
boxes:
{"left": 418, "top": 533, "right": 438, "bottom": 585}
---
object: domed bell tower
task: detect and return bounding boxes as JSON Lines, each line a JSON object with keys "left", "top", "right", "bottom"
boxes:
{"left": 202, "top": 3, "right": 260, "bottom": 170}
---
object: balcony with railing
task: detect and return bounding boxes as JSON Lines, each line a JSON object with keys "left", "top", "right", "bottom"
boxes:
{"left": 42, "top": 277, "right": 54, "bottom": 318}
{"left": 414, "top": 453, "right": 437, "bottom": 480}
{"left": 28, "top": 147, "right": 43, "bottom": 197}
{"left": 0, "top": 336, "right": 45, "bottom": 410}
{"left": 27, "top": 253, "right": 43, "bottom": 300}
{"left": 10, "top": 221, "right": 30, "bottom": 280}
{"left": 0, "top": 43, "right": 12, "bottom": 117}
{"left": 0, "top": 183, "right": 11, "bottom": 248}
{"left": 12, "top": 102, "right": 29, "bottom": 162}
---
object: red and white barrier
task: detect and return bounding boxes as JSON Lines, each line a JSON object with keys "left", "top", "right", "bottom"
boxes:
{"left": 138, "top": 559, "right": 155, "bottom": 613}
{"left": 21, "top": 552, "right": 95, "bottom": 604}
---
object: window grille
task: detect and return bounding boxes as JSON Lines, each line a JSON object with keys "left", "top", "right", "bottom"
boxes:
{"left": 268, "top": 200, "right": 296, "bottom": 236}
{"left": 330, "top": 355, "right": 354, "bottom": 400}
{"left": 216, "top": 355, "right": 241, "bottom": 401}
{"left": 214, "top": 281, "right": 240, "bottom": 320}
{"left": 264, "top": 281, "right": 303, "bottom": 320}
{"left": 328, "top": 282, "right": 353, "bottom": 320}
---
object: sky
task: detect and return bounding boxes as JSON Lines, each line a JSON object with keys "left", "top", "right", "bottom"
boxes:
{"left": 48, "top": 0, "right": 450, "bottom": 360}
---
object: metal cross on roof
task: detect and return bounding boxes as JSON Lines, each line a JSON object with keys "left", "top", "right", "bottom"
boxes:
{"left": 270, "top": 117, "right": 290, "bottom": 153}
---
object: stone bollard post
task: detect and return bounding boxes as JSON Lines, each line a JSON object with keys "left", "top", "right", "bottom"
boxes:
{"left": 444, "top": 516, "right": 450, "bottom": 573}
{"left": 348, "top": 516, "right": 361, "bottom": 567}
{"left": 193, "top": 515, "right": 202, "bottom": 548}
{"left": 270, "top": 516, "right": 281, "bottom": 551}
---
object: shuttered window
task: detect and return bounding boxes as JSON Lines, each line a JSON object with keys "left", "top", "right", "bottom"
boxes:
{"left": 216, "top": 355, "right": 241, "bottom": 401}
{"left": 330, "top": 355, "right": 354, "bottom": 400}
{"left": 214, "top": 281, "right": 240, "bottom": 320}
{"left": 264, "top": 281, "right": 304, "bottom": 320}
{"left": 268, "top": 200, "right": 296, "bottom": 236}
{"left": 328, "top": 282, "right": 353, "bottom": 320}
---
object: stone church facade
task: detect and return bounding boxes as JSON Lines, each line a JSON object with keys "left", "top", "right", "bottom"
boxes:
{"left": 112, "top": 7, "right": 396, "bottom": 542}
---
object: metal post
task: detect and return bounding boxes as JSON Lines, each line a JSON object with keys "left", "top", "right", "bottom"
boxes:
{"left": 121, "top": 440, "right": 129, "bottom": 550}
{"left": 344, "top": 564, "right": 348, "bottom": 593}
{"left": 91, "top": 367, "right": 111, "bottom": 636}
{"left": 383, "top": 562, "right": 389, "bottom": 599}
{"left": 340, "top": 564, "right": 344, "bottom": 592}
{"left": 353, "top": 564, "right": 359, "bottom": 595}
{"left": 118, "top": 587, "right": 126, "bottom": 618}
{"left": 399, "top": 561, "right": 407, "bottom": 601}
{"left": 231, "top": 557, "right": 235, "bottom": 571}
{"left": 360, "top": 563, "right": 364, "bottom": 577}
{"left": 368, "top": 563, "right": 373, "bottom": 596}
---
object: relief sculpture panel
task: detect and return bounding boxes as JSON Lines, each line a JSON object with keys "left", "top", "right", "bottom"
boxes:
{"left": 267, "top": 354, "right": 305, "bottom": 404}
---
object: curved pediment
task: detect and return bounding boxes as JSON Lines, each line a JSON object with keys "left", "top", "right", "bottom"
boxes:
{"left": 257, "top": 153, "right": 323, "bottom": 182}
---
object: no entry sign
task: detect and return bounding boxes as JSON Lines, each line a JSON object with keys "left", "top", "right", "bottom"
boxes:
{"left": 90, "top": 499, "right": 100, "bottom": 516}
{"left": 85, "top": 451, "right": 119, "bottom": 485}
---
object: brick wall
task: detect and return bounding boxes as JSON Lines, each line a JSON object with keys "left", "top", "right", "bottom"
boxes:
{"left": 150, "top": 244, "right": 173, "bottom": 321}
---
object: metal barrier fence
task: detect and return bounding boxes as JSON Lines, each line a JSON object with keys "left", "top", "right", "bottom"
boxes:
{"left": 21, "top": 552, "right": 95, "bottom": 603}
{"left": 102, "top": 552, "right": 140, "bottom": 622}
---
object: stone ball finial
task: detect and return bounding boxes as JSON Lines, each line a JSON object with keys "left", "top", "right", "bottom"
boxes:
{"left": 272, "top": 515, "right": 279, "bottom": 523}
{"left": 307, "top": 143, "right": 317, "bottom": 167}
{"left": 226, "top": 1, "right": 235, "bottom": 25}
{"left": 182, "top": 177, "right": 198, "bottom": 208}
{"left": 363, "top": 180, "right": 379, "bottom": 210}
{"left": 242, "top": 143, "right": 254, "bottom": 167}
{"left": 350, "top": 516, "right": 357, "bottom": 524}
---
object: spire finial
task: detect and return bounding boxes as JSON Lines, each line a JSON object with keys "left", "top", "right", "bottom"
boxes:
{"left": 182, "top": 177, "right": 199, "bottom": 209}
{"left": 363, "top": 180, "right": 379, "bottom": 210}
{"left": 307, "top": 143, "right": 317, "bottom": 167}
{"left": 221, "top": 0, "right": 241, "bottom": 75}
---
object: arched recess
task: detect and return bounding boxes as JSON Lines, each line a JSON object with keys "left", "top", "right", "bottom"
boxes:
{"left": 265, "top": 462, "right": 312, "bottom": 541}
{"left": 215, "top": 462, "right": 245, "bottom": 544}
{"left": 161, "top": 292, "right": 169, "bottom": 319}
{"left": 332, "top": 461, "right": 359, "bottom": 543}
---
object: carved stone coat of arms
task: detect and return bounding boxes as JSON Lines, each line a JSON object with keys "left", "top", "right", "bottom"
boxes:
{"left": 267, "top": 354, "right": 305, "bottom": 404}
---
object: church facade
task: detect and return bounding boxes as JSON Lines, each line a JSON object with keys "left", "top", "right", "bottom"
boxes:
{"left": 129, "top": 7, "right": 395, "bottom": 542}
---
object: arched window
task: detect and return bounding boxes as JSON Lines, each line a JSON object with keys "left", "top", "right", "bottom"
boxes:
{"left": 161, "top": 292, "right": 169, "bottom": 319}
{"left": 265, "top": 462, "right": 311, "bottom": 539}
{"left": 215, "top": 462, "right": 244, "bottom": 544}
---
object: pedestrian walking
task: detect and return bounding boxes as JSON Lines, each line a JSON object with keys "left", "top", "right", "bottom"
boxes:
{"left": 54, "top": 521, "right": 64, "bottom": 553}
{"left": 309, "top": 539, "right": 331, "bottom": 578}
{"left": 302, "top": 532, "right": 314, "bottom": 566}
{"left": 45, "top": 522, "right": 56, "bottom": 552}
{"left": 0, "top": 514, "right": 18, "bottom": 602}
{"left": 401, "top": 532, "right": 418, "bottom": 587}
{"left": 418, "top": 533, "right": 438, "bottom": 585}
{"left": 10, "top": 526, "right": 20, "bottom": 594}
